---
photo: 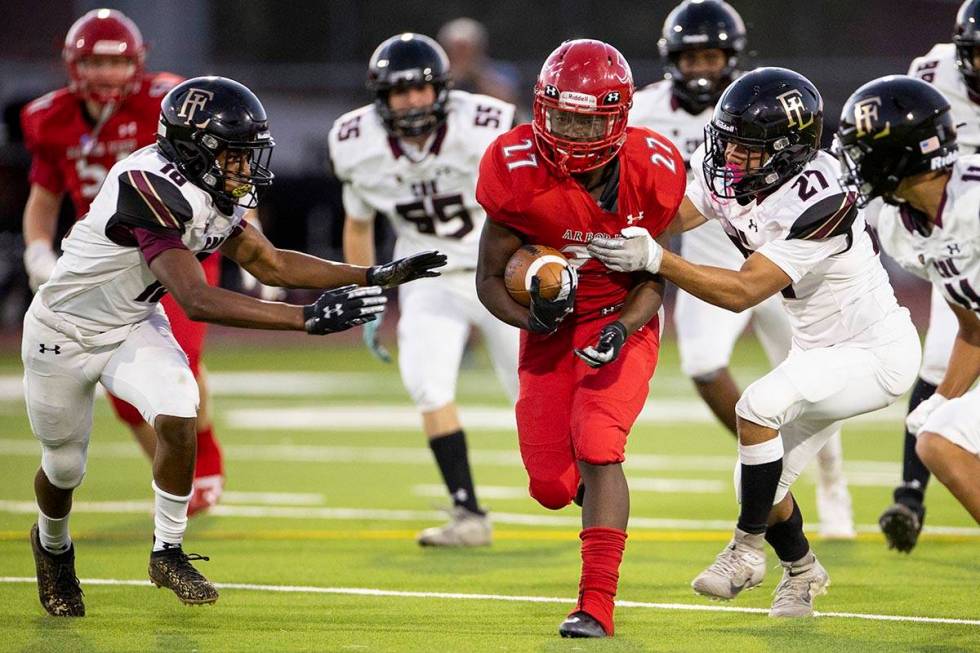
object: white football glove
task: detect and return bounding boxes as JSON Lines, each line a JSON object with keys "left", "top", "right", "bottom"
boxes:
{"left": 362, "top": 311, "right": 392, "bottom": 363}
{"left": 906, "top": 393, "right": 947, "bottom": 435}
{"left": 24, "top": 241, "right": 58, "bottom": 292}
{"left": 587, "top": 226, "right": 663, "bottom": 274}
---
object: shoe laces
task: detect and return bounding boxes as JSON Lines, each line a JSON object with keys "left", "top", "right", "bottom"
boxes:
{"left": 161, "top": 548, "right": 211, "bottom": 579}
{"left": 771, "top": 570, "right": 814, "bottom": 607}
{"left": 707, "top": 544, "right": 753, "bottom": 577}
{"left": 53, "top": 560, "right": 83, "bottom": 599}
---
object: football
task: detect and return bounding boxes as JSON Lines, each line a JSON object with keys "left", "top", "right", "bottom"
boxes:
{"left": 504, "top": 244, "right": 570, "bottom": 307}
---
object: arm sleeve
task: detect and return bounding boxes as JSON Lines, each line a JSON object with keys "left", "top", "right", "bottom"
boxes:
{"left": 113, "top": 169, "right": 194, "bottom": 232}
{"left": 133, "top": 226, "right": 187, "bottom": 265}
{"left": 341, "top": 183, "right": 374, "bottom": 221}
{"left": 756, "top": 235, "right": 849, "bottom": 284}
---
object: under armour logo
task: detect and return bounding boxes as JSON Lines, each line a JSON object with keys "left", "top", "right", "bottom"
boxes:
{"left": 603, "top": 91, "right": 621, "bottom": 104}
{"left": 748, "top": 219, "right": 758, "bottom": 232}
{"left": 322, "top": 303, "right": 344, "bottom": 319}
{"left": 544, "top": 84, "right": 559, "bottom": 99}
{"left": 177, "top": 88, "right": 215, "bottom": 127}
{"left": 948, "top": 243, "right": 961, "bottom": 255}
{"left": 39, "top": 344, "right": 61, "bottom": 355}
{"left": 626, "top": 211, "right": 644, "bottom": 225}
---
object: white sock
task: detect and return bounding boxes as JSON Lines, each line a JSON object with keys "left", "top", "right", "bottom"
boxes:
{"left": 152, "top": 481, "right": 192, "bottom": 552}
{"left": 37, "top": 510, "right": 71, "bottom": 554}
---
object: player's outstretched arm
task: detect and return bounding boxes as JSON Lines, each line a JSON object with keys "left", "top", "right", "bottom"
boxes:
{"left": 475, "top": 219, "right": 533, "bottom": 329}
{"left": 22, "top": 184, "right": 64, "bottom": 291}
{"left": 664, "top": 196, "right": 709, "bottom": 236}
{"left": 150, "top": 248, "right": 385, "bottom": 333}
{"left": 589, "top": 229, "right": 790, "bottom": 313}
{"left": 222, "top": 223, "right": 446, "bottom": 290}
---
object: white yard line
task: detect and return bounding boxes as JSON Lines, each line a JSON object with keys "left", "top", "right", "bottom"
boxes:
{"left": 0, "top": 576, "right": 976, "bottom": 626}
{"left": 0, "top": 438, "right": 907, "bottom": 478}
{"left": 413, "top": 479, "right": 727, "bottom": 499}
{"left": 0, "top": 499, "right": 976, "bottom": 535}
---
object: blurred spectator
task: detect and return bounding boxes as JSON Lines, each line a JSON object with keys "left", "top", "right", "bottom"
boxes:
{"left": 437, "top": 18, "right": 521, "bottom": 108}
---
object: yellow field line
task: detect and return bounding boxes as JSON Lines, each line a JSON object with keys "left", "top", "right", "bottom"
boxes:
{"left": 0, "top": 529, "right": 977, "bottom": 543}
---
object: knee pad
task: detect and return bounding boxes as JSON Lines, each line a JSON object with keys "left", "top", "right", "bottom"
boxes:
{"left": 528, "top": 477, "right": 576, "bottom": 510}
{"left": 735, "top": 372, "right": 802, "bottom": 431}
{"left": 41, "top": 442, "right": 87, "bottom": 490}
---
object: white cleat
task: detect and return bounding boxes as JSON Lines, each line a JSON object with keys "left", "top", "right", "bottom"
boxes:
{"left": 769, "top": 554, "right": 830, "bottom": 617}
{"left": 692, "top": 529, "right": 766, "bottom": 600}
{"left": 816, "top": 479, "right": 856, "bottom": 540}
{"left": 417, "top": 506, "right": 492, "bottom": 547}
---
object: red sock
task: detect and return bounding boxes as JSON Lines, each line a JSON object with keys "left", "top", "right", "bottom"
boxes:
{"left": 194, "top": 425, "right": 224, "bottom": 479}
{"left": 574, "top": 526, "right": 627, "bottom": 636}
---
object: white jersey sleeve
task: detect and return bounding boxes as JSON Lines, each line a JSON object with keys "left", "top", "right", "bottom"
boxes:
{"left": 909, "top": 43, "right": 980, "bottom": 151}
{"left": 328, "top": 91, "right": 515, "bottom": 271}
{"left": 684, "top": 144, "right": 717, "bottom": 219}
{"left": 39, "top": 145, "right": 244, "bottom": 334}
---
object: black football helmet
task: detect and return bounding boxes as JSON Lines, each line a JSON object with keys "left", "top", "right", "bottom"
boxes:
{"left": 157, "top": 76, "right": 274, "bottom": 212}
{"left": 703, "top": 67, "right": 823, "bottom": 199}
{"left": 658, "top": 0, "right": 746, "bottom": 114}
{"left": 835, "top": 76, "right": 958, "bottom": 206}
{"left": 367, "top": 33, "right": 452, "bottom": 138}
{"left": 954, "top": 0, "right": 980, "bottom": 95}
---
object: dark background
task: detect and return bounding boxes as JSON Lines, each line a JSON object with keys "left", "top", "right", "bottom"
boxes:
{"left": 0, "top": 0, "right": 958, "bottom": 330}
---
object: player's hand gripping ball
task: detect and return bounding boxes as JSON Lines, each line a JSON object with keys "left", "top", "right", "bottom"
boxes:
{"left": 504, "top": 245, "right": 572, "bottom": 307}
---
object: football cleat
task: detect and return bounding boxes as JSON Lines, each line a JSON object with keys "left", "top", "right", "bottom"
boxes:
{"left": 417, "top": 506, "right": 492, "bottom": 547}
{"left": 30, "top": 523, "right": 84, "bottom": 617}
{"left": 692, "top": 529, "right": 766, "bottom": 600}
{"left": 149, "top": 544, "right": 219, "bottom": 605}
{"left": 559, "top": 610, "right": 607, "bottom": 638}
{"left": 769, "top": 554, "right": 830, "bottom": 617}
{"left": 879, "top": 502, "right": 925, "bottom": 553}
{"left": 187, "top": 474, "right": 224, "bottom": 518}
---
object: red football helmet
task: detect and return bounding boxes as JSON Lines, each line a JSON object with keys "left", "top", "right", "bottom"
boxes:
{"left": 532, "top": 39, "right": 634, "bottom": 175}
{"left": 63, "top": 8, "right": 145, "bottom": 104}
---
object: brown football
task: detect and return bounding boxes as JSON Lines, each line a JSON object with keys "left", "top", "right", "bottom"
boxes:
{"left": 504, "top": 244, "right": 569, "bottom": 307}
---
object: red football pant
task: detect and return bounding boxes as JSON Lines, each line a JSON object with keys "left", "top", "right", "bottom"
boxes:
{"left": 515, "top": 316, "right": 660, "bottom": 510}
{"left": 107, "top": 254, "right": 222, "bottom": 478}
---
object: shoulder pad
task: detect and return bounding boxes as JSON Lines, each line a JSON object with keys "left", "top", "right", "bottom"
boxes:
{"left": 115, "top": 168, "right": 194, "bottom": 231}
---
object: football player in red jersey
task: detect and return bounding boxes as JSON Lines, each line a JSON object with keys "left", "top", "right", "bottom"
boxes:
{"left": 475, "top": 40, "right": 686, "bottom": 638}
{"left": 20, "top": 8, "right": 223, "bottom": 514}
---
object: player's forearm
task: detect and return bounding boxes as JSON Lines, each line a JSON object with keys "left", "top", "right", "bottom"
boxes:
{"left": 343, "top": 220, "right": 376, "bottom": 267}
{"left": 618, "top": 275, "right": 665, "bottom": 336}
{"left": 476, "top": 274, "right": 531, "bottom": 330}
{"left": 22, "top": 187, "right": 61, "bottom": 245}
{"left": 175, "top": 285, "right": 305, "bottom": 330}
{"left": 265, "top": 249, "right": 369, "bottom": 289}
{"left": 658, "top": 251, "right": 758, "bottom": 312}
{"left": 937, "top": 332, "right": 980, "bottom": 398}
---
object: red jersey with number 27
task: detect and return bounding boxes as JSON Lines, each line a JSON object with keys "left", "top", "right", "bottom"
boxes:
{"left": 20, "top": 72, "right": 182, "bottom": 218}
{"left": 477, "top": 123, "right": 686, "bottom": 320}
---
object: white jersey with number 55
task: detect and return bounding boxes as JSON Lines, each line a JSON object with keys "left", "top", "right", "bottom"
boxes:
{"left": 328, "top": 90, "right": 515, "bottom": 271}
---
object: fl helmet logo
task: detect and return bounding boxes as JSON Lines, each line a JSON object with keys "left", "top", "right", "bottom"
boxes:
{"left": 853, "top": 97, "right": 890, "bottom": 138}
{"left": 177, "top": 88, "right": 215, "bottom": 128}
{"left": 777, "top": 90, "right": 814, "bottom": 130}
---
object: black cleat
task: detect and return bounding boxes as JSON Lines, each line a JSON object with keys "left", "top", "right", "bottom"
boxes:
{"left": 30, "top": 523, "right": 84, "bottom": 617}
{"left": 879, "top": 502, "right": 925, "bottom": 553}
{"left": 559, "top": 610, "right": 607, "bottom": 638}
{"left": 149, "top": 544, "right": 219, "bottom": 605}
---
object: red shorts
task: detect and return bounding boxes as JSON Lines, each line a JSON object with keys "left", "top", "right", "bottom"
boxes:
{"left": 515, "top": 315, "right": 660, "bottom": 510}
{"left": 108, "top": 254, "right": 220, "bottom": 425}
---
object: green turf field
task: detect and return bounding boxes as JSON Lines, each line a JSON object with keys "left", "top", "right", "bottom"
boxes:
{"left": 0, "top": 338, "right": 977, "bottom": 652}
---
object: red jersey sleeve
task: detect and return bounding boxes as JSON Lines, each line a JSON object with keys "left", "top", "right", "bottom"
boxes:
{"left": 631, "top": 128, "right": 687, "bottom": 236}
{"left": 476, "top": 127, "right": 538, "bottom": 235}
{"left": 20, "top": 102, "right": 65, "bottom": 195}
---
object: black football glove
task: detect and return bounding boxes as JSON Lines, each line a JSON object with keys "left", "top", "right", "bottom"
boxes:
{"left": 527, "top": 268, "right": 576, "bottom": 334}
{"left": 367, "top": 250, "right": 448, "bottom": 288}
{"left": 303, "top": 285, "right": 387, "bottom": 335}
{"left": 574, "top": 321, "right": 627, "bottom": 368}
